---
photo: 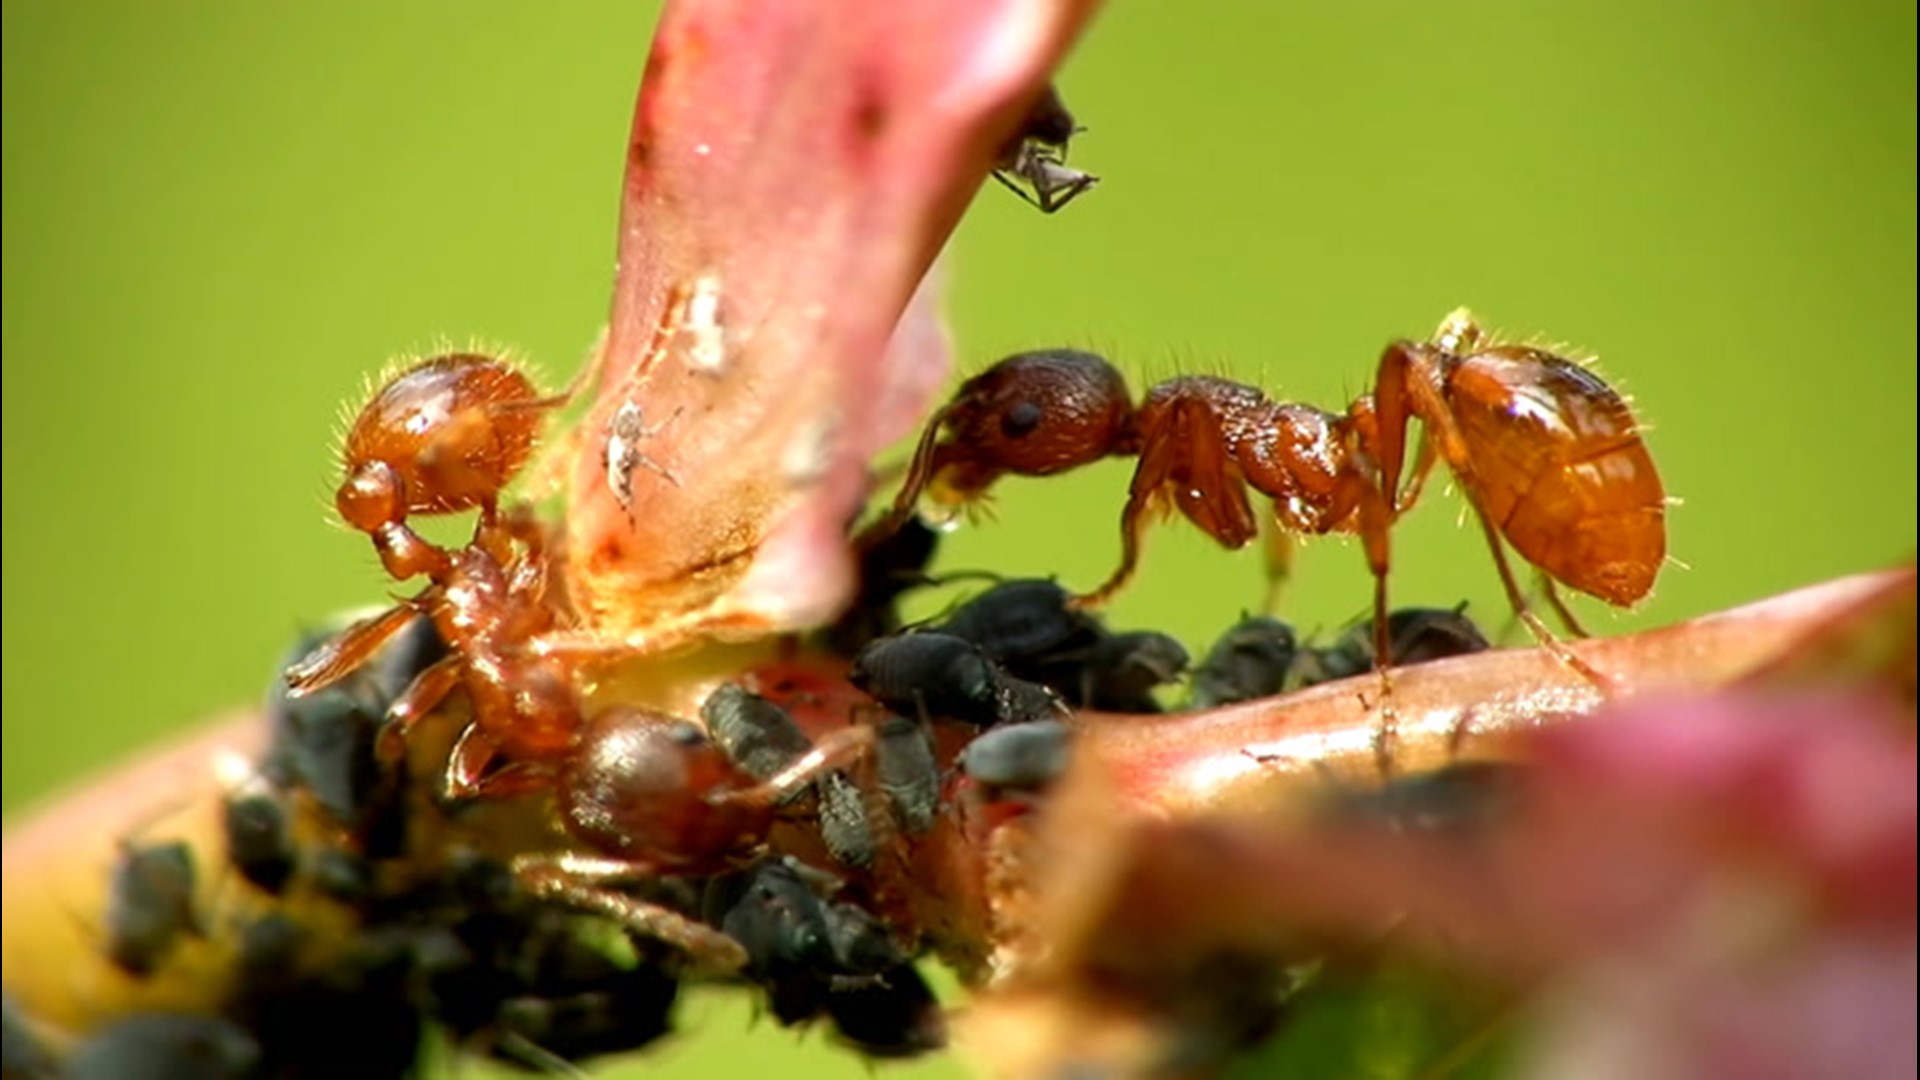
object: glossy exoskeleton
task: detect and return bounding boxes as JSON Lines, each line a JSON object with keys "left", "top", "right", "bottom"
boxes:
{"left": 938, "top": 579, "right": 1104, "bottom": 667}
{"left": 870, "top": 313, "right": 1667, "bottom": 684}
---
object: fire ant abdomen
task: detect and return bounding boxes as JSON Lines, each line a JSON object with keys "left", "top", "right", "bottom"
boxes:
{"left": 554, "top": 709, "right": 782, "bottom": 873}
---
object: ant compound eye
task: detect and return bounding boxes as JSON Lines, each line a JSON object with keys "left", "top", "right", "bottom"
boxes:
{"left": 1000, "top": 400, "right": 1044, "bottom": 439}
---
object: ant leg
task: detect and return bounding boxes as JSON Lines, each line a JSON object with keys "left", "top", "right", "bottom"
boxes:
{"left": 1539, "top": 576, "right": 1592, "bottom": 638}
{"left": 1260, "top": 519, "right": 1296, "bottom": 616}
{"left": 1073, "top": 488, "right": 1154, "bottom": 608}
{"left": 284, "top": 602, "right": 422, "bottom": 696}
{"left": 1359, "top": 477, "right": 1401, "bottom": 782}
{"left": 990, "top": 167, "right": 1047, "bottom": 212}
{"left": 444, "top": 728, "right": 559, "bottom": 802}
{"left": 368, "top": 521, "right": 455, "bottom": 583}
{"left": 1396, "top": 428, "right": 1440, "bottom": 515}
{"left": 1469, "top": 509, "right": 1616, "bottom": 692}
{"left": 514, "top": 853, "right": 748, "bottom": 974}
{"left": 710, "top": 725, "right": 875, "bottom": 811}
{"left": 374, "top": 653, "right": 465, "bottom": 764}
{"left": 855, "top": 403, "right": 955, "bottom": 550}
{"left": 1076, "top": 401, "right": 1202, "bottom": 609}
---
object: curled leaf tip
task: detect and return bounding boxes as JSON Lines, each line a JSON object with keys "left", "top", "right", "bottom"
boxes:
{"left": 563, "top": 0, "right": 1104, "bottom": 651}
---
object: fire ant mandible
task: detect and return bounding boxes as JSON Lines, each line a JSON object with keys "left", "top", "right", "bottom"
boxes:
{"left": 863, "top": 311, "right": 1668, "bottom": 675}
{"left": 283, "top": 353, "right": 874, "bottom": 970}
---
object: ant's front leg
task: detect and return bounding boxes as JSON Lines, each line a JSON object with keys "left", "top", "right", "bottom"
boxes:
{"left": 856, "top": 403, "right": 957, "bottom": 550}
{"left": 1356, "top": 472, "right": 1405, "bottom": 783}
{"left": 514, "top": 852, "right": 748, "bottom": 975}
{"left": 284, "top": 599, "right": 428, "bottom": 696}
{"left": 372, "top": 652, "right": 464, "bottom": 767}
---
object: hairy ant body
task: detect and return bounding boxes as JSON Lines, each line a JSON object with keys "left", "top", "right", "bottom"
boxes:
{"left": 285, "top": 353, "right": 873, "bottom": 970}
{"left": 869, "top": 312, "right": 1667, "bottom": 680}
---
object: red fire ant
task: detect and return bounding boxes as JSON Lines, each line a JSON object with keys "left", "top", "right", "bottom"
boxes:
{"left": 864, "top": 311, "right": 1668, "bottom": 686}
{"left": 283, "top": 352, "right": 579, "bottom": 795}
{"left": 284, "top": 352, "right": 873, "bottom": 971}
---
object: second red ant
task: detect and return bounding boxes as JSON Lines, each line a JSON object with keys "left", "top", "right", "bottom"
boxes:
{"left": 862, "top": 309, "right": 1669, "bottom": 692}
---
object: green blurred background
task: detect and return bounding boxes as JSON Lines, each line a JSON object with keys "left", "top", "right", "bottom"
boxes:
{"left": 3, "top": 1, "right": 1913, "bottom": 1076}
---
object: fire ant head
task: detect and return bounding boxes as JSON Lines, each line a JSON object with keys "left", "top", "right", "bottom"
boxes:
{"left": 335, "top": 353, "right": 544, "bottom": 533}
{"left": 556, "top": 707, "right": 774, "bottom": 873}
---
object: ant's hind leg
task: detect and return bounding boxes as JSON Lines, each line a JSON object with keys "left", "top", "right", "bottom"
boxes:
{"left": 514, "top": 853, "right": 748, "bottom": 974}
{"left": 1540, "top": 576, "right": 1592, "bottom": 638}
{"left": 1471, "top": 511, "right": 1617, "bottom": 692}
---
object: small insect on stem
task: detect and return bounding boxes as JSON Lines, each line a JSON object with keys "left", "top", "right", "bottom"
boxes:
{"left": 992, "top": 83, "right": 1099, "bottom": 214}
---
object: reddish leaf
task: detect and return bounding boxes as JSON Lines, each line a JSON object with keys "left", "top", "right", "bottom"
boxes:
{"left": 558, "top": 0, "right": 1102, "bottom": 652}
